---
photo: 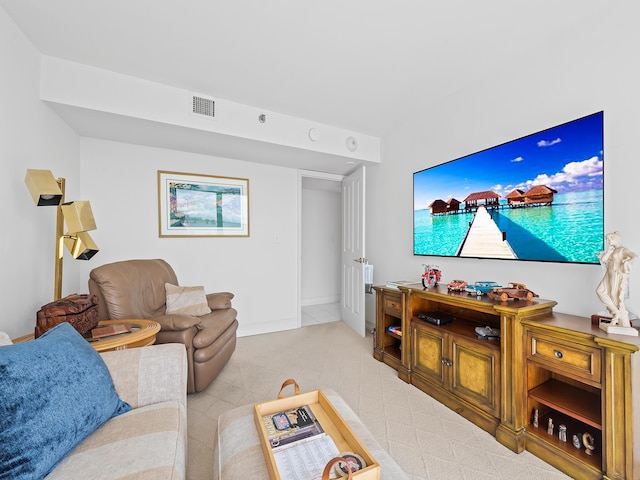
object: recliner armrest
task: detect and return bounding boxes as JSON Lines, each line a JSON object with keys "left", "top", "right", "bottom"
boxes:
{"left": 206, "top": 292, "right": 234, "bottom": 310}
{"left": 152, "top": 313, "right": 203, "bottom": 331}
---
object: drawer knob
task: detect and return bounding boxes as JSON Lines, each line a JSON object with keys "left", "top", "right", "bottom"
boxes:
{"left": 441, "top": 359, "right": 452, "bottom": 367}
{"left": 554, "top": 350, "right": 563, "bottom": 359}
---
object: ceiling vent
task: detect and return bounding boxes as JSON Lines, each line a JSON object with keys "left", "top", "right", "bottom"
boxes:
{"left": 191, "top": 94, "right": 216, "bottom": 119}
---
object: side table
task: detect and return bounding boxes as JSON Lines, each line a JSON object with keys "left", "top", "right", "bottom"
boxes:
{"left": 13, "top": 319, "right": 161, "bottom": 352}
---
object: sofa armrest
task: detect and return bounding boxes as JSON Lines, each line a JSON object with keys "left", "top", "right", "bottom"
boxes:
{"left": 207, "top": 292, "right": 234, "bottom": 310}
{"left": 100, "top": 343, "right": 187, "bottom": 409}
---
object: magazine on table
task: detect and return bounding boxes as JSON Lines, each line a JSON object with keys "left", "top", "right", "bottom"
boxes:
{"left": 273, "top": 435, "right": 340, "bottom": 480}
{"left": 262, "top": 405, "right": 325, "bottom": 451}
{"left": 263, "top": 405, "right": 343, "bottom": 479}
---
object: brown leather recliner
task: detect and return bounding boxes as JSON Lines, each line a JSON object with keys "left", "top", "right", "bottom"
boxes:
{"left": 88, "top": 259, "right": 238, "bottom": 393}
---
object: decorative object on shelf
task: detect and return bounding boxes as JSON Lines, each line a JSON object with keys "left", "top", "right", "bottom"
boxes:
{"left": 532, "top": 408, "right": 539, "bottom": 428}
{"left": 421, "top": 264, "right": 441, "bottom": 288}
{"left": 487, "top": 282, "right": 538, "bottom": 302}
{"left": 446, "top": 279, "right": 467, "bottom": 292}
{"left": 158, "top": 170, "right": 249, "bottom": 237}
{"left": 596, "top": 231, "right": 638, "bottom": 336}
{"left": 474, "top": 325, "right": 500, "bottom": 339}
{"left": 465, "top": 280, "right": 502, "bottom": 297}
{"left": 25, "top": 169, "right": 100, "bottom": 300}
{"left": 583, "top": 432, "right": 595, "bottom": 456}
{"left": 572, "top": 434, "right": 582, "bottom": 449}
{"left": 558, "top": 424, "right": 567, "bottom": 442}
{"left": 547, "top": 418, "right": 554, "bottom": 435}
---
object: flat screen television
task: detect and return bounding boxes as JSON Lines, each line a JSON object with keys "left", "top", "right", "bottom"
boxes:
{"left": 413, "top": 111, "right": 604, "bottom": 264}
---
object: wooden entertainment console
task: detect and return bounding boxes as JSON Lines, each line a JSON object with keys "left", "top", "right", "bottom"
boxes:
{"left": 373, "top": 284, "right": 640, "bottom": 480}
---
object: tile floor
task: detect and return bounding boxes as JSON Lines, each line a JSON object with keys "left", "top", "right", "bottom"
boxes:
{"left": 301, "top": 302, "right": 341, "bottom": 326}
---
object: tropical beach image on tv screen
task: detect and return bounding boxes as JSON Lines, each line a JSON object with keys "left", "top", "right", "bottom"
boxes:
{"left": 413, "top": 111, "right": 604, "bottom": 264}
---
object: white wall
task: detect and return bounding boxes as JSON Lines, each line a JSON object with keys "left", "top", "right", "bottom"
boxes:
{"left": 77, "top": 138, "right": 299, "bottom": 337}
{"left": 0, "top": 7, "right": 81, "bottom": 338}
{"left": 301, "top": 180, "right": 341, "bottom": 305}
{"left": 368, "top": 3, "right": 640, "bottom": 319}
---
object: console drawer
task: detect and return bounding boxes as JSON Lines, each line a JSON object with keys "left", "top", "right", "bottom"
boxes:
{"left": 527, "top": 331, "right": 601, "bottom": 385}
{"left": 384, "top": 295, "right": 402, "bottom": 317}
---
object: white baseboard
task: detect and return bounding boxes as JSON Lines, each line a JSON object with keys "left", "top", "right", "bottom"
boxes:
{"left": 301, "top": 295, "right": 340, "bottom": 307}
{"left": 237, "top": 317, "right": 298, "bottom": 337}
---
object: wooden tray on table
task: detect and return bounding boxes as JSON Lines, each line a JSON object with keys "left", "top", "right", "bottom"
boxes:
{"left": 254, "top": 379, "right": 380, "bottom": 480}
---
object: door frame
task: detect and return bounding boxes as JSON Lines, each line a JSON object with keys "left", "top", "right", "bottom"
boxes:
{"left": 297, "top": 169, "right": 344, "bottom": 327}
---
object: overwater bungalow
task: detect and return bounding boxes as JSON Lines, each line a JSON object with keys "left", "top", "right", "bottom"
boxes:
{"left": 505, "top": 189, "right": 525, "bottom": 206}
{"left": 447, "top": 197, "right": 461, "bottom": 213}
{"left": 429, "top": 199, "right": 449, "bottom": 214}
{"left": 523, "top": 185, "right": 557, "bottom": 205}
{"left": 429, "top": 197, "right": 462, "bottom": 215}
{"left": 463, "top": 190, "right": 500, "bottom": 211}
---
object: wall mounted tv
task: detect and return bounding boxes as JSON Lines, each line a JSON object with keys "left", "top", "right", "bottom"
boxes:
{"left": 413, "top": 111, "right": 604, "bottom": 264}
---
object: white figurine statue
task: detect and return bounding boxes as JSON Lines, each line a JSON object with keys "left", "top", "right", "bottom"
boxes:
{"left": 596, "top": 231, "right": 638, "bottom": 336}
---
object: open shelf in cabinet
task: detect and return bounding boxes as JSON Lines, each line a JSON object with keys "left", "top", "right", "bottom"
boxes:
{"left": 527, "top": 408, "right": 602, "bottom": 471}
{"left": 411, "top": 315, "right": 501, "bottom": 351}
{"left": 529, "top": 379, "right": 601, "bottom": 429}
{"left": 384, "top": 342, "right": 401, "bottom": 361}
{"left": 386, "top": 327, "right": 402, "bottom": 341}
{"left": 373, "top": 287, "right": 405, "bottom": 372}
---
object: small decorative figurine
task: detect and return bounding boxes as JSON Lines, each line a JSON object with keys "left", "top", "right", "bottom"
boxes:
{"left": 547, "top": 418, "right": 554, "bottom": 435}
{"left": 583, "top": 432, "right": 595, "bottom": 456}
{"left": 596, "top": 231, "right": 638, "bottom": 336}
{"left": 532, "top": 408, "right": 539, "bottom": 428}
{"left": 421, "top": 265, "right": 441, "bottom": 288}
{"left": 558, "top": 424, "right": 567, "bottom": 442}
{"left": 572, "top": 434, "right": 582, "bottom": 449}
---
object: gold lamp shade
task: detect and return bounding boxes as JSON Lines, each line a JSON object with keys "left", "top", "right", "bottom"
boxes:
{"left": 63, "top": 231, "right": 99, "bottom": 260}
{"left": 24, "top": 169, "right": 63, "bottom": 206}
{"left": 61, "top": 201, "right": 97, "bottom": 233}
{"left": 25, "top": 168, "right": 100, "bottom": 300}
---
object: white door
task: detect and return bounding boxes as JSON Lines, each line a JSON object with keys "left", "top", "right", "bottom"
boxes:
{"left": 341, "top": 166, "right": 366, "bottom": 336}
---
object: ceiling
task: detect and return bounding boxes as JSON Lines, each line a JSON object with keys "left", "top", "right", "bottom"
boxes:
{"left": 1, "top": 1, "right": 608, "bottom": 170}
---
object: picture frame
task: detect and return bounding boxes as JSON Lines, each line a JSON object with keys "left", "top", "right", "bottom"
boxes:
{"left": 158, "top": 170, "right": 249, "bottom": 237}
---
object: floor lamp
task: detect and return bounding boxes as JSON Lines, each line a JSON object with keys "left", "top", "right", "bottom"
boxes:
{"left": 25, "top": 169, "right": 99, "bottom": 300}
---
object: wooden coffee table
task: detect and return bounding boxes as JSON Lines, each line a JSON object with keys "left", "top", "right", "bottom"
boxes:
{"left": 13, "top": 319, "right": 161, "bottom": 352}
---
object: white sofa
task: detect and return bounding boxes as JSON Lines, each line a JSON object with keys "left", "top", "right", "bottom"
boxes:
{"left": 47, "top": 343, "right": 188, "bottom": 479}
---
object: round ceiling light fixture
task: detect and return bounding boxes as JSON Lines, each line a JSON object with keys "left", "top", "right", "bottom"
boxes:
{"left": 346, "top": 136, "right": 358, "bottom": 152}
{"left": 308, "top": 128, "right": 320, "bottom": 142}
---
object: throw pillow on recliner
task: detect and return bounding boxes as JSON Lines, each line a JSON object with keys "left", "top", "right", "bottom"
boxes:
{"left": 165, "top": 283, "right": 212, "bottom": 316}
{"left": 0, "top": 323, "right": 131, "bottom": 478}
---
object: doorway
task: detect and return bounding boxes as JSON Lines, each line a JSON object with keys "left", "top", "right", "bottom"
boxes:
{"left": 299, "top": 171, "right": 343, "bottom": 327}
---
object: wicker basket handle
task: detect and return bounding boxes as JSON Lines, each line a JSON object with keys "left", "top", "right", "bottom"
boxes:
{"left": 277, "top": 378, "right": 300, "bottom": 399}
{"left": 322, "top": 457, "right": 353, "bottom": 480}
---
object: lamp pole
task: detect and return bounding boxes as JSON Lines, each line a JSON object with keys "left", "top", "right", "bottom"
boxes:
{"left": 54, "top": 178, "right": 65, "bottom": 300}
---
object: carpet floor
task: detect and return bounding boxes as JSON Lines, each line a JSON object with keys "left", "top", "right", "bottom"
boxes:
{"left": 186, "top": 320, "right": 571, "bottom": 480}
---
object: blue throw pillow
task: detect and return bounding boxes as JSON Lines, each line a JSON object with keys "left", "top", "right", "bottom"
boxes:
{"left": 0, "top": 322, "right": 131, "bottom": 479}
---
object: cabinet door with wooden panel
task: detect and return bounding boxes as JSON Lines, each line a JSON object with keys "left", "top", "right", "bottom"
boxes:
{"left": 450, "top": 335, "right": 501, "bottom": 418}
{"left": 410, "top": 316, "right": 501, "bottom": 430}
{"left": 411, "top": 320, "right": 446, "bottom": 386}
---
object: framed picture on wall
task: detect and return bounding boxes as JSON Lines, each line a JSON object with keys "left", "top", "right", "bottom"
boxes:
{"left": 158, "top": 170, "right": 249, "bottom": 237}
